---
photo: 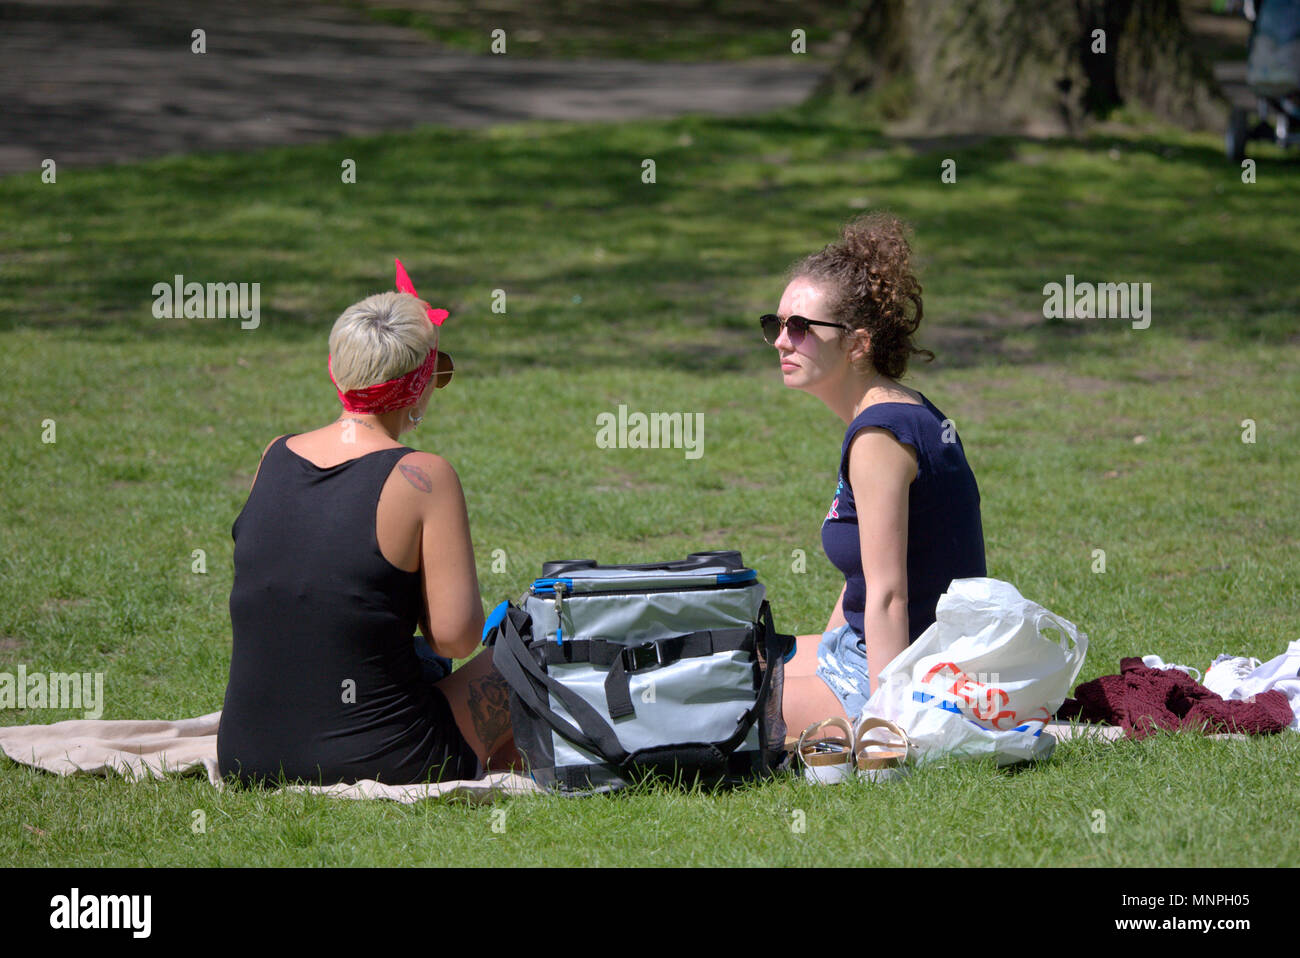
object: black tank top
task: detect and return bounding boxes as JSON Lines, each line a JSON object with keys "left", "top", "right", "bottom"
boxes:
{"left": 218, "top": 434, "right": 459, "bottom": 785}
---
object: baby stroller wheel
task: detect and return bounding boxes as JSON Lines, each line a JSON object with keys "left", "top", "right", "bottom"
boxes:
{"left": 1226, "top": 106, "right": 1249, "bottom": 162}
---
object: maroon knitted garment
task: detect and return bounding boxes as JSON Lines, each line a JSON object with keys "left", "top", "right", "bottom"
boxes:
{"left": 1057, "top": 657, "right": 1293, "bottom": 739}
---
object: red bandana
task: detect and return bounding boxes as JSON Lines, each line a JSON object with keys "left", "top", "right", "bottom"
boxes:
{"left": 328, "top": 259, "right": 450, "bottom": 414}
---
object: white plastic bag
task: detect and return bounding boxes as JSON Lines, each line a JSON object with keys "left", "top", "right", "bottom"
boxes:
{"left": 860, "top": 578, "right": 1088, "bottom": 766}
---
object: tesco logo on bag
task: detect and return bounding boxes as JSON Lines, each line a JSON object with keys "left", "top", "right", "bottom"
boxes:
{"left": 918, "top": 662, "right": 1051, "bottom": 731}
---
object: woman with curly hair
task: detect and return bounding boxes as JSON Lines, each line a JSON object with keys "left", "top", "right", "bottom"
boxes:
{"left": 766, "top": 214, "right": 987, "bottom": 737}
{"left": 218, "top": 263, "right": 518, "bottom": 786}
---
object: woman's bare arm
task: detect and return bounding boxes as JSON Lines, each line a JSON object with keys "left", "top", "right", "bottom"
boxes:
{"left": 847, "top": 428, "right": 917, "bottom": 696}
{"left": 401, "top": 452, "right": 484, "bottom": 660}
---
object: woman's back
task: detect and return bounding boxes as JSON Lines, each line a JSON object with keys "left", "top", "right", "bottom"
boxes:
{"left": 218, "top": 434, "right": 464, "bottom": 785}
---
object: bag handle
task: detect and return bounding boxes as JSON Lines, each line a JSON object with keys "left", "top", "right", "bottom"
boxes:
{"left": 1033, "top": 608, "right": 1089, "bottom": 690}
{"left": 490, "top": 606, "right": 632, "bottom": 764}
{"left": 540, "top": 551, "right": 744, "bottom": 577}
{"left": 1034, "top": 610, "right": 1083, "bottom": 654}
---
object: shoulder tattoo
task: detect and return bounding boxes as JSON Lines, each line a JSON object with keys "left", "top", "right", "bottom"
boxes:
{"left": 398, "top": 463, "right": 433, "bottom": 493}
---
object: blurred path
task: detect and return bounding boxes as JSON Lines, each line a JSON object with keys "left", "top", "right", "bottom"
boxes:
{"left": 0, "top": 0, "right": 822, "bottom": 175}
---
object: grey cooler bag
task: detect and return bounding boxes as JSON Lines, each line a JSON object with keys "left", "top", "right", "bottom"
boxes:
{"left": 484, "top": 551, "right": 795, "bottom": 793}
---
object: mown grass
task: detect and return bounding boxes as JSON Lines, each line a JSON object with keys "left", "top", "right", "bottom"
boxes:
{"left": 1, "top": 103, "right": 1298, "bottom": 866}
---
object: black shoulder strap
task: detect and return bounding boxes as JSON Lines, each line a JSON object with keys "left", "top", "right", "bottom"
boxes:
{"left": 489, "top": 607, "right": 631, "bottom": 765}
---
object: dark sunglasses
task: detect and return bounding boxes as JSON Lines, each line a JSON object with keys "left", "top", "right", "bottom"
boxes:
{"left": 759, "top": 313, "right": 849, "bottom": 346}
{"left": 433, "top": 350, "right": 454, "bottom": 388}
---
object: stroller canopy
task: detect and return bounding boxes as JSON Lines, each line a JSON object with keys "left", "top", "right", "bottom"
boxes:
{"left": 1250, "top": 0, "right": 1300, "bottom": 93}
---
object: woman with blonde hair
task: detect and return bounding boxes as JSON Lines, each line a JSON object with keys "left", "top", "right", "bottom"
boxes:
{"left": 218, "top": 261, "right": 517, "bottom": 785}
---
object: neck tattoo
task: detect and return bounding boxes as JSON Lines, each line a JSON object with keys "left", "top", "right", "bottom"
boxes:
{"left": 337, "top": 417, "right": 377, "bottom": 432}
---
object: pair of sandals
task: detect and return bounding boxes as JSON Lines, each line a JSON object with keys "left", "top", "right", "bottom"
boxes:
{"left": 795, "top": 715, "right": 914, "bottom": 784}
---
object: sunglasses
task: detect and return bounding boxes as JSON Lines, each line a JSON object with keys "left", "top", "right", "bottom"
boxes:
{"left": 424, "top": 324, "right": 453, "bottom": 389}
{"left": 759, "top": 313, "right": 849, "bottom": 346}
{"left": 432, "top": 350, "right": 454, "bottom": 388}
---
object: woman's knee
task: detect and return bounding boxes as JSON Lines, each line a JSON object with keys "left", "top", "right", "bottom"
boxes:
{"left": 785, "top": 632, "right": 825, "bottom": 678}
{"left": 435, "top": 651, "right": 514, "bottom": 762}
{"left": 782, "top": 674, "right": 849, "bottom": 737}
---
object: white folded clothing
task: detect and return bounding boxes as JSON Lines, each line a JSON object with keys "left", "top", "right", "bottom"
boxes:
{"left": 1202, "top": 654, "right": 1264, "bottom": 698}
{"left": 1203, "top": 641, "right": 1300, "bottom": 731}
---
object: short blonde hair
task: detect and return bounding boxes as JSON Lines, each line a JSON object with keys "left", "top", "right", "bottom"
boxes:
{"left": 328, "top": 292, "right": 436, "bottom": 392}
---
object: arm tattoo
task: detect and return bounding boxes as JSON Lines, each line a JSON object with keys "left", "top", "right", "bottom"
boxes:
{"left": 398, "top": 463, "right": 433, "bottom": 493}
{"left": 466, "top": 672, "right": 512, "bottom": 750}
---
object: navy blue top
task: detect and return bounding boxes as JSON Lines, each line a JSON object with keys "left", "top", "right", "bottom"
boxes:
{"left": 820, "top": 394, "right": 986, "bottom": 642}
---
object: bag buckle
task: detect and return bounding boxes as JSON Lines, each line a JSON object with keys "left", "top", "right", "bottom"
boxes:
{"left": 620, "top": 641, "right": 663, "bottom": 672}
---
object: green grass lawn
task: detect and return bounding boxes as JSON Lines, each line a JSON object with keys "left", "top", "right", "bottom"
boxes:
{"left": 1, "top": 104, "right": 1298, "bottom": 866}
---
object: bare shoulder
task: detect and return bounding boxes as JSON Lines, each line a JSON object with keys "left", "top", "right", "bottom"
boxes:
{"left": 847, "top": 427, "right": 918, "bottom": 483}
{"left": 393, "top": 450, "right": 459, "bottom": 496}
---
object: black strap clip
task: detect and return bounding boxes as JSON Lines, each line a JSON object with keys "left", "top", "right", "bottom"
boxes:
{"left": 620, "top": 641, "right": 665, "bottom": 673}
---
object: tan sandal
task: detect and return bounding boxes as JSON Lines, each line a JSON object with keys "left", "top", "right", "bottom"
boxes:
{"left": 796, "top": 717, "right": 854, "bottom": 784}
{"left": 853, "top": 716, "right": 913, "bottom": 782}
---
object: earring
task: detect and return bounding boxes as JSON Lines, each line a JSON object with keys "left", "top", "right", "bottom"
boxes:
{"left": 408, "top": 410, "right": 423, "bottom": 426}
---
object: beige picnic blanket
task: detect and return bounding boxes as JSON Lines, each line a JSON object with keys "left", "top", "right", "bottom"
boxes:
{"left": 0, "top": 710, "right": 542, "bottom": 803}
{"left": 2, "top": 711, "right": 1128, "bottom": 803}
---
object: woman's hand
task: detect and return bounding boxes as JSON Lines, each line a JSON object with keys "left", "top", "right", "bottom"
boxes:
{"left": 847, "top": 427, "right": 917, "bottom": 696}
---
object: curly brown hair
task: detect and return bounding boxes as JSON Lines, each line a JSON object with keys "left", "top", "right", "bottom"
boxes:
{"left": 787, "top": 212, "right": 934, "bottom": 379}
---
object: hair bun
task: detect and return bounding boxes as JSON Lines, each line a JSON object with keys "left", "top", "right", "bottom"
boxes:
{"left": 788, "top": 211, "right": 933, "bottom": 378}
{"left": 841, "top": 212, "right": 911, "bottom": 267}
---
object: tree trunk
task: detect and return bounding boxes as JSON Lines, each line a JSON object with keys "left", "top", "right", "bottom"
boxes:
{"left": 817, "top": 0, "right": 1226, "bottom": 134}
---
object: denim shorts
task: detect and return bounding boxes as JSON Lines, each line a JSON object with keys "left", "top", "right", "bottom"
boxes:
{"left": 815, "top": 623, "right": 873, "bottom": 722}
{"left": 412, "top": 636, "right": 455, "bottom": 684}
